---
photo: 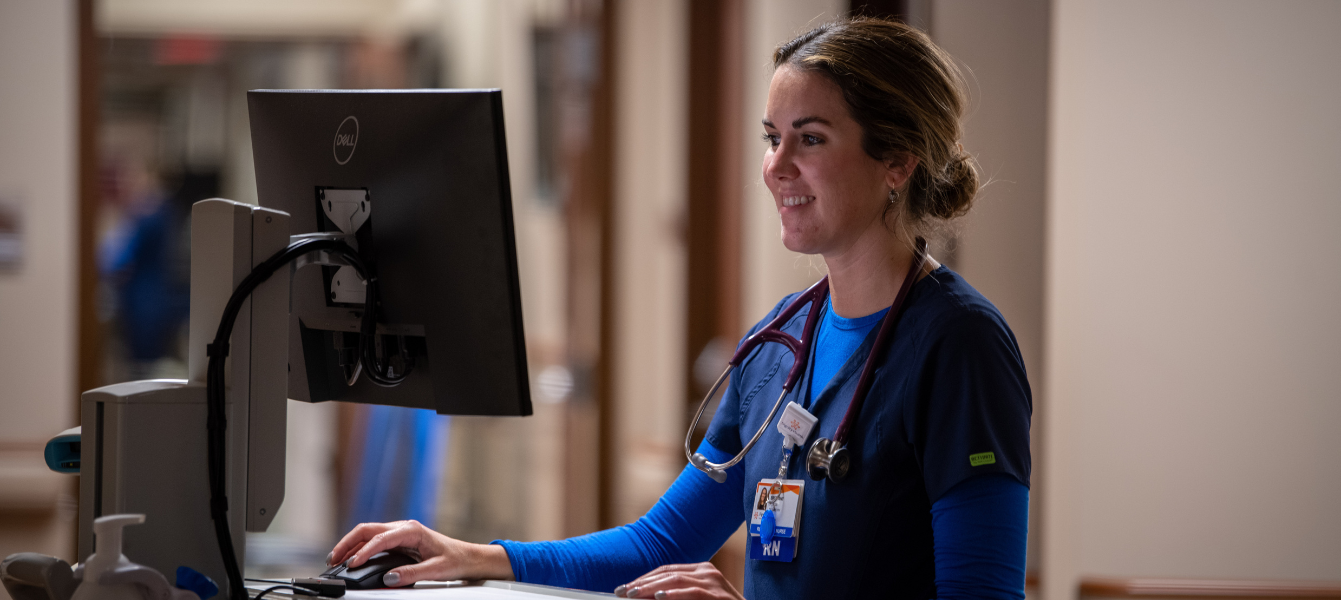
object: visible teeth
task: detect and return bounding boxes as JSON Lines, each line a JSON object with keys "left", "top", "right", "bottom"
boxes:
{"left": 782, "top": 195, "right": 814, "bottom": 207}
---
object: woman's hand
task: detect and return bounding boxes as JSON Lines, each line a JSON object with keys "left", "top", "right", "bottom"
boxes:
{"left": 327, "top": 520, "right": 514, "bottom": 587}
{"left": 613, "top": 563, "right": 744, "bottom": 600}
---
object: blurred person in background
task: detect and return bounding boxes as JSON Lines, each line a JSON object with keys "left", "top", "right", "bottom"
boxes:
{"left": 99, "top": 153, "right": 189, "bottom": 381}
{"left": 325, "top": 17, "right": 1030, "bottom": 600}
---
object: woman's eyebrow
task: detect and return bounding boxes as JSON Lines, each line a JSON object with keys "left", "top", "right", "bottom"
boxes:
{"left": 762, "top": 116, "right": 832, "bottom": 129}
{"left": 792, "top": 115, "right": 830, "bottom": 128}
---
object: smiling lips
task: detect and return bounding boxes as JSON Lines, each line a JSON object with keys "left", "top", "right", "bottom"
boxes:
{"left": 782, "top": 195, "right": 815, "bottom": 207}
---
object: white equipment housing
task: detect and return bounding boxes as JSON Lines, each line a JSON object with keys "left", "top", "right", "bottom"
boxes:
{"left": 78, "top": 199, "right": 290, "bottom": 596}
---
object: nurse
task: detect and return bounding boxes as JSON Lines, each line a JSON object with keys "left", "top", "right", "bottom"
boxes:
{"left": 328, "top": 17, "right": 1030, "bottom": 600}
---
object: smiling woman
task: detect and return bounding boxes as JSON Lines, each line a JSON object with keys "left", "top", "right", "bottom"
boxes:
{"left": 324, "top": 17, "right": 1029, "bottom": 600}
{"left": 762, "top": 65, "right": 902, "bottom": 259}
{"left": 771, "top": 19, "right": 979, "bottom": 231}
{"left": 759, "top": 19, "right": 981, "bottom": 319}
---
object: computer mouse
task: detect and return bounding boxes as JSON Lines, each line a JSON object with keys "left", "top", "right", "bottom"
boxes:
{"left": 319, "top": 550, "right": 419, "bottom": 590}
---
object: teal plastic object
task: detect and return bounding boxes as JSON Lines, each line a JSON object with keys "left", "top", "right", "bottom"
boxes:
{"left": 44, "top": 428, "right": 80, "bottom": 474}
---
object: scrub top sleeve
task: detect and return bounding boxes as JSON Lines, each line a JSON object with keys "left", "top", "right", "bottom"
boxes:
{"left": 702, "top": 373, "right": 745, "bottom": 456}
{"left": 703, "top": 293, "right": 795, "bottom": 456}
{"left": 913, "top": 308, "right": 1032, "bottom": 503}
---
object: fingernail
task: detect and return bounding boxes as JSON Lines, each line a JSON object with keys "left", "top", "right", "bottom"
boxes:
{"left": 655, "top": 592, "right": 668, "bottom": 600}
{"left": 383, "top": 572, "right": 401, "bottom": 587}
{"left": 326, "top": 552, "right": 334, "bottom": 566}
{"left": 629, "top": 587, "right": 641, "bottom": 598}
{"left": 613, "top": 585, "right": 627, "bottom": 597}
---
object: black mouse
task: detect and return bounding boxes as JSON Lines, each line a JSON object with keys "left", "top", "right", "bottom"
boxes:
{"left": 319, "top": 550, "right": 419, "bottom": 590}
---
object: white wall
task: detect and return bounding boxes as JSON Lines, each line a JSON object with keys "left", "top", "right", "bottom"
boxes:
{"left": 0, "top": 0, "right": 78, "bottom": 575}
{"left": 1045, "top": 0, "right": 1341, "bottom": 596}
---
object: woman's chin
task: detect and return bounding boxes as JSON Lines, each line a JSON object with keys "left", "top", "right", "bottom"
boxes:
{"left": 779, "top": 231, "right": 822, "bottom": 255}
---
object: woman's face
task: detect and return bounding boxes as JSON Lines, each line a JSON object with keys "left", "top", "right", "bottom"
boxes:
{"left": 761, "top": 65, "right": 906, "bottom": 256}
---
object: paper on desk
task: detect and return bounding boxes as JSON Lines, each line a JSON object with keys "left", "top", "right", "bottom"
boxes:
{"left": 344, "top": 588, "right": 509, "bottom": 600}
{"left": 344, "top": 587, "right": 522, "bottom": 600}
{"left": 247, "top": 581, "right": 614, "bottom": 600}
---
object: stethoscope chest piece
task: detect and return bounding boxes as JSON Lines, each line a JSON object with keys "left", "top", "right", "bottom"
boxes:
{"left": 806, "top": 438, "right": 850, "bottom": 482}
{"left": 684, "top": 238, "right": 927, "bottom": 485}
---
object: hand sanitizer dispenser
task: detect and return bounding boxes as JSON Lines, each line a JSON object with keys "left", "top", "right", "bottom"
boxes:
{"left": 72, "top": 515, "right": 200, "bottom": 600}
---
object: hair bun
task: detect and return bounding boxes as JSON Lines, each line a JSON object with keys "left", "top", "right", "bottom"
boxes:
{"left": 917, "top": 150, "right": 978, "bottom": 221}
{"left": 944, "top": 151, "right": 979, "bottom": 216}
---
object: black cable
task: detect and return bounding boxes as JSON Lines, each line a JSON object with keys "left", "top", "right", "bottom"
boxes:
{"left": 246, "top": 579, "right": 346, "bottom": 598}
{"left": 207, "top": 238, "right": 410, "bottom": 600}
{"left": 356, "top": 270, "right": 412, "bottom": 387}
{"left": 251, "top": 584, "right": 319, "bottom": 600}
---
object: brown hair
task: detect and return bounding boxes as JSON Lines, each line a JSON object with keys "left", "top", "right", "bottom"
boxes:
{"left": 774, "top": 17, "right": 978, "bottom": 231}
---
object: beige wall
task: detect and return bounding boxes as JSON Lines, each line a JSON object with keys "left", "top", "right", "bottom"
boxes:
{"left": 932, "top": 0, "right": 1050, "bottom": 574}
{"left": 0, "top": 0, "right": 79, "bottom": 580}
{"left": 98, "top": 0, "right": 427, "bottom": 38}
{"left": 1045, "top": 0, "right": 1341, "bottom": 596}
{"left": 609, "top": 0, "right": 690, "bottom": 524}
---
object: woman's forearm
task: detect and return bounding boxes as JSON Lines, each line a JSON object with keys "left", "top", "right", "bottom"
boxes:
{"left": 492, "top": 440, "right": 746, "bottom": 593}
{"left": 930, "top": 473, "right": 1030, "bottom": 600}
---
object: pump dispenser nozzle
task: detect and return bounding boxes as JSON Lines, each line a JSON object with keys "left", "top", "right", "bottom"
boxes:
{"left": 88, "top": 515, "right": 144, "bottom": 574}
{"left": 73, "top": 514, "right": 202, "bottom": 600}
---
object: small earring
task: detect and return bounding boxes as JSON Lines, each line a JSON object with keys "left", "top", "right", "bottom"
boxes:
{"left": 888, "top": 189, "right": 900, "bottom": 203}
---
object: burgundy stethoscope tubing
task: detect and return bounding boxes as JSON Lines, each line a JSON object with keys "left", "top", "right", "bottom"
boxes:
{"left": 685, "top": 237, "right": 928, "bottom": 483}
{"left": 832, "top": 237, "right": 927, "bottom": 446}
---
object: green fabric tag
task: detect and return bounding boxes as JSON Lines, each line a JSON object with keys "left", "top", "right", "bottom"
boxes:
{"left": 969, "top": 451, "right": 996, "bottom": 467}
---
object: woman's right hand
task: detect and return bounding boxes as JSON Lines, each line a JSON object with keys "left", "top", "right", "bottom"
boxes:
{"left": 327, "top": 520, "right": 514, "bottom": 587}
{"left": 613, "top": 563, "right": 744, "bottom": 600}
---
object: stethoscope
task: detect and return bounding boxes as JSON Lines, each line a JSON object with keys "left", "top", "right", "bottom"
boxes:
{"left": 684, "top": 238, "right": 928, "bottom": 484}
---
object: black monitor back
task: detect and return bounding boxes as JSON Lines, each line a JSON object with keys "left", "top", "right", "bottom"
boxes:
{"left": 248, "top": 89, "right": 531, "bottom": 416}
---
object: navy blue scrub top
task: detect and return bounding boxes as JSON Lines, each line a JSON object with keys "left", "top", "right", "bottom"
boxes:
{"left": 703, "top": 266, "right": 1032, "bottom": 600}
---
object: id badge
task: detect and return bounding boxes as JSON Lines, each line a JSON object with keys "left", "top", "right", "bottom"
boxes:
{"left": 748, "top": 478, "right": 805, "bottom": 562}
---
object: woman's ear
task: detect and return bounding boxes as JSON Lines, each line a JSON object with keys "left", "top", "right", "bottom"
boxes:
{"left": 884, "top": 153, "right": 920, "bottom": 191}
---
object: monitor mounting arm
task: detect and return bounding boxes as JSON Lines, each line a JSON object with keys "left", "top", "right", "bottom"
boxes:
{"left": 76, "top": 199, "right": 331, "bottom": 598}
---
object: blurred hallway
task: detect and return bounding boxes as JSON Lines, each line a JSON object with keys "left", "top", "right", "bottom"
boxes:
{"left": 1, "top": 1, "right": 1339, "bottom": 599}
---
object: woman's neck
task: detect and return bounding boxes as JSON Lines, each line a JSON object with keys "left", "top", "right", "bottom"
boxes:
{"left": 823, "top": 233, "right": 939, "bottom": 319}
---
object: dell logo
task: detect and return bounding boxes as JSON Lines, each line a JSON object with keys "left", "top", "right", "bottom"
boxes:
{"left": 333, "top": 116, "right": 359, "bottom": 165}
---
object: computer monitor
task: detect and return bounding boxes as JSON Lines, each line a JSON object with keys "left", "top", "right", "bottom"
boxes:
{"left": 248, "top": 89, "right": 531, "bottom": 416}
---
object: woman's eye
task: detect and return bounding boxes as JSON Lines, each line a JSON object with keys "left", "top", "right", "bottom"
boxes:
{"left": 762, "top": 133, "right": 780, "bottom": 147}
{"left": 802, "top": 134, "right": 823, "bottom": 146}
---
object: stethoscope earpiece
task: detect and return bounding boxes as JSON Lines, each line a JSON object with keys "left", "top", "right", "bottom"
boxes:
{"left": 805, "top": 438, "right": 851, "bottom": 483}
{"left": 690, "top": 453, "right": 729, "bottom": 483}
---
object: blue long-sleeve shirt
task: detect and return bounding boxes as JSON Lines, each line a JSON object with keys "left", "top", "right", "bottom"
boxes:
{"left": 496, "top": 271, "right": 1031, "bottom": 598}
{"left": 494, "top": 441, "right": 1027, "bottom": 599}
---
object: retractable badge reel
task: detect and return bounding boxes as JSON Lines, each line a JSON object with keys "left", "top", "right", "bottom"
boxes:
{"left": 761, "top": 402, "right": 817, "bottom": 544}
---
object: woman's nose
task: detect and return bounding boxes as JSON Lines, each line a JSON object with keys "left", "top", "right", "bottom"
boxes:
{"left": 764, "top": 141, "right": 799, "bottom": 182}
